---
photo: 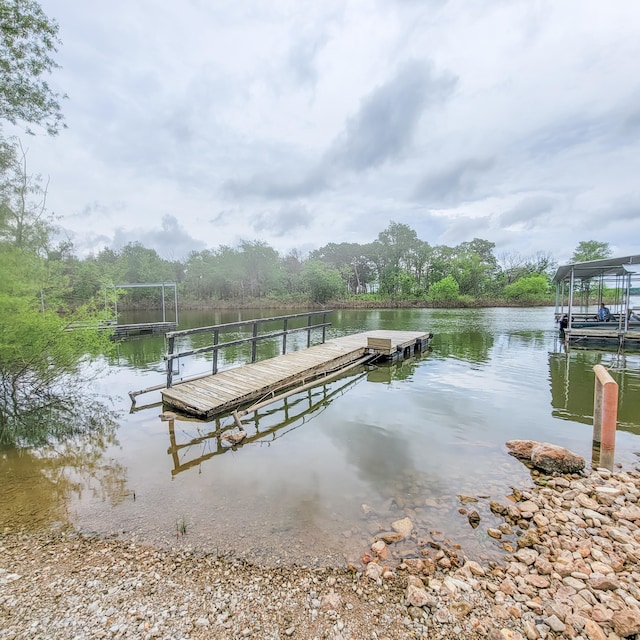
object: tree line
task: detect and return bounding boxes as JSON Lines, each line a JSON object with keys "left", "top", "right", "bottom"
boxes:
{"left": 62, "top": 227, "right": 555, "bottom": 307}
{"left": 59, "top": 231, "right": 612, "bottom": 308}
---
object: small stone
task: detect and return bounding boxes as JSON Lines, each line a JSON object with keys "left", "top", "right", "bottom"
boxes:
{"left": 364, "top": 562, "right": 383, "bottom": 581}
{"left": 450, "top": 601, "right": 473, "bottom": 618}
{"left": 545, "top": 614, "right": 566, "bottom": 633}
{"left": 371, "top": 540, "right": 388, "bottom": 559}
{"left": 524, "top": 574, "right": 550, "bottom": 589}
{"left": 514, "top": 549, "right": 537, "bottom": 565}
{"left": 406, "top": 576, "right": 436, "bottom": 608}
{"left": 583, "top": 619, "right": 608, "bottom": 640}
{"left": 391, "top": 517, "right": 413, "bottom": 538}
{"left": 488, "top": 528, "right": 502, "bottom": 539}
{"left": 612, "top": 609, "right": 640, "bottom": 637}
{"left": 320, "top": 592, "right": 342, "bottom": 610}
{"left": 378, "top": 531, "right": 403, "bottom": 543}
{"left": 589, "top": 575, "right": 619, "bottom": 591}
{"left": 517, "top": 530, "right": 540, "bottom": 548}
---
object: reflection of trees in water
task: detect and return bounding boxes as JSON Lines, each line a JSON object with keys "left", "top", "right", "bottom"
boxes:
{"left": 0, "top": 390, "right": 126, "bottom": 527}
{"left": 109, "top": 336, "right": 167, "bottom": 370}
{"left": 433, "top": 331, "right": 494, "bottom": 364}
{"left": 549, "top": 350, "right": 640, "bottom": 433}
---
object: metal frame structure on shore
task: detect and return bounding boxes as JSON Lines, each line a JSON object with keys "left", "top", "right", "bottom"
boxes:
{"left": 553, "top": 255, "right": 640, "bottom": 348}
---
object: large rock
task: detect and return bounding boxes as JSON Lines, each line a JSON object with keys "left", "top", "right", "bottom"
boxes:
{"left": 505, "top": 440, "right": 537, "bottom": 459}
{"left": 506, "top": 440, "right": 584, "bottom": 474}
{"left": 531, "top": 443, "right": 585, "bottom": 474}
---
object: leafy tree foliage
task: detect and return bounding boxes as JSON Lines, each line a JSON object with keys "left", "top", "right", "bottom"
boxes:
{"left": 571, "top": 240, "right": 612, "bottom": 263}
{"left": 428, "top": 275, "right": 459, "bottom": 302}
{"left": 504, "top": 274, "right": 549, "bottom": 302}
{"left": 0, "top": 0, "right": 65, "bottom": 135}
{"left": 301, "top": 260, "right": 345, "bottom": 304}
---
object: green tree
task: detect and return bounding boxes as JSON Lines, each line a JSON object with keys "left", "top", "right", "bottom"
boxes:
{"left": 571, "top": 241, "right": 612, "bottom": 263}
{"left": 428, "top": 275, "right": 459, "bottom": 303}
{"left": 0, "top": 0, "right": 65, "bottom": 135}
{"left": 0, "top": 247, "right": 113, "bottom": 445}
{"left": 301, "top": 260, "right": 345, "bottom": 304}
{"left": 504, "top": 274, "right": 549, "bottom": 302}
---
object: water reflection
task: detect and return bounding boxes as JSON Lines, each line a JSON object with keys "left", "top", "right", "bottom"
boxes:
{"left": 549, "top": 350, "right": 640, "bottom": 434}
{"left": 166, "top": 370, "right": 368, "bottom": 476}
{"left": 0, "top": 426, "right": 127, "bottom": 531}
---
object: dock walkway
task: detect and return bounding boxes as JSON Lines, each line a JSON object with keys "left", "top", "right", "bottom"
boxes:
{"left": 161, "top": 329, "right": 430, "bottom": 419}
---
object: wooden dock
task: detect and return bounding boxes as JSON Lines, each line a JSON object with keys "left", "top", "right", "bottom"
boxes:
{"left": 564, "top": 326, "right": 640, "bottom": 348}
{"left": 113, "top": 321, "right": 178, "bottom": 338}
{"left": 161, "top": 329, "right": 431, "bottom": 419}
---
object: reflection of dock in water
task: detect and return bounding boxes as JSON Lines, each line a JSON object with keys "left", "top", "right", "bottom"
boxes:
{"left": 166, "top": 372, "right": 368, "bottom": 476}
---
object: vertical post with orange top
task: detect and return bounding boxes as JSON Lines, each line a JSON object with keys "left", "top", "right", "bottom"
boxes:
{"left": 592, "top": 364, "right": 619, "bottom": 470}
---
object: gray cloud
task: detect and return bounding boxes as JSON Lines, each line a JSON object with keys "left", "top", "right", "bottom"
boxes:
{"left": 223, "top": 169, "right": 327, "bottom": 200}
{"left": 499, "top": 195, "right": 557, "bottom": 228}
{"left": 327, "top": 60, "right": 457, "bottom": 172}
{"left": 252, "top": 204, "right": 314, "bottom": 236}
{"left": 223, "top": 59, "right": 457, "bottom": 201}
{"left": 287, "top": 33, "right": 329, "bottom": 87}
{"left": 112, "top": 215, "right": 206, "bottom": 260}
{"left": 413, "top": 158, "right": 494, "bottom": 206}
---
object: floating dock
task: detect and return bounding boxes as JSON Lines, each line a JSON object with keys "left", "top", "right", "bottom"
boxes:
{"left": 161, "top": 329, "right": 431, "bottom": 419}
{"left": 112, "top": 321, "right": 178, "bottom": 339}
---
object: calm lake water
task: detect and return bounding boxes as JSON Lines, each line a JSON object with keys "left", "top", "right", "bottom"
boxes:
{"left": 3, "top": 307, "right": 640, "bottom": 566}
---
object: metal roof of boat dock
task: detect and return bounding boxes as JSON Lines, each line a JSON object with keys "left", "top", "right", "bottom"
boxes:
{"left": 553, "top": 254, "right": 640, "bottom": 283}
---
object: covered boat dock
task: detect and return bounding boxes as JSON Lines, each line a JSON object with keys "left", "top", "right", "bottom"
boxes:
{"left": 553, "top": 254, "right": 640, "bottom": 348}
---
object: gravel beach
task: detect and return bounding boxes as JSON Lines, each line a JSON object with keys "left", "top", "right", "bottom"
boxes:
{"left": 2, "top": 465, "right": 640, "bottom": 640}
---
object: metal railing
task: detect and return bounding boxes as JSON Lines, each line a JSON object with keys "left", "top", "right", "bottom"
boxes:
{"left": 164, "top": 311, "right": 332, "bottom": 388}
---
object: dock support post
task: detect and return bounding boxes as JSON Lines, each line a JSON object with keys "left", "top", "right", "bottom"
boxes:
{"left": 212, "top": 329, "right": 219, "bottom": 374}
{"left": 307, "top": 314, "right": 312, "bottom": 348}
{"left": 251, "top": 322, "right": 258, "bottom": 362}
{"left": 167, "top": 335, "right": 175, "bottom": 388}
{"left": 592, "top": 364, "right": 618, "bottom": 470}
{"left": 322, "top": 312, "right": 327, "bottom": 343}
{"left": 282, "top": 318, "right": 288, "bottom": 354}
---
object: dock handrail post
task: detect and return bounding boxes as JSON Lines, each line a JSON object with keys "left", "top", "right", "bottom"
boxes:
{"left": 212, "top": 329, "right": 219, "bottom": 374}
{"left": 282, "top": 318, "right": 288, "bottom": 354}
{"left": 251, "top": 322, "right": 258, "bottom": 362}
{"left": 592, "top": 364, "right": 619, "bottom": 470}
{"left": 167, "top": 335, "right": 175, "bottom": 388}
{"left": 307, "top": 313, "right": 312, "bottom": 348}
{"left": 322, "top": 312, "right": 327, "bottom": 343}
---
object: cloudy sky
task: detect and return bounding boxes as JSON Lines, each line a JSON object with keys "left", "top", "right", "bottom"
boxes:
{"left": 17, "top": 0, "right": 640, "bottom": 263}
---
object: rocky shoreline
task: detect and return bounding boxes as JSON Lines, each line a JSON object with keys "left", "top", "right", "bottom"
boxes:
{"left": 2, "top": 465, "right": 640, "bottom": 640}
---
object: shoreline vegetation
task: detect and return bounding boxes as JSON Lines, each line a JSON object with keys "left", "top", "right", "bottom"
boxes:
{"left": 116, "top": 296, "right": 555, "bottom": 312}
{"left": 2, "top": 463, "right": 640, "bottom": 640}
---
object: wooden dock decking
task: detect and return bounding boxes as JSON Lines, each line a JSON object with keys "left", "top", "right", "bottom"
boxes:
{"left": 161, "top": 329, "right": 431, "bottom": 419}
{"left": 564, "top": 326, "right": 640, "bottom": 347}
